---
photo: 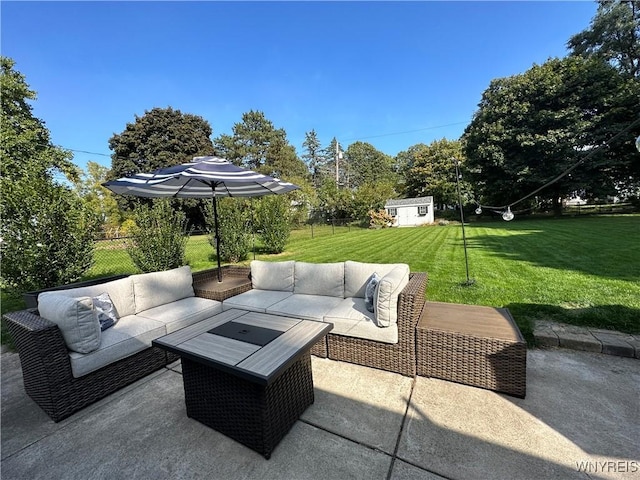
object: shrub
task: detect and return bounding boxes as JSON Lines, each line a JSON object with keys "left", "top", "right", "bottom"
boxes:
{"left": 126, "top": 199, "right": 190, "bottom": 273}
{"left": 206, "top": 198, "right": 251, "bottom": 263}
{"left": 0, "top": 181, "right": 99, "bottom": 292}
{"left": 255, "top": 196, "right": 291, "bottom": 254}
{"left": 368, "top": 209, "right": 394, "bottom": 229}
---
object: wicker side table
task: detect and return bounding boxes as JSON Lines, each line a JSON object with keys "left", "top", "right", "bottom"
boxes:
{"left": 416, "top": 302, "right": 526, "bottom": 398}
{"left": 192, "top": 266, "right": 252, "bottom": 302}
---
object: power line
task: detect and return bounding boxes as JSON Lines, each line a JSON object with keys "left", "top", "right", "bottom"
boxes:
{"left": 341, "top": 121, "right": 468, "bottom": 142}
{"left": 64, "top": 148, "right": 111, "bottom": 157}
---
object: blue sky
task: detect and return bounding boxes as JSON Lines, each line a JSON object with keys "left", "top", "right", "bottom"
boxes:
{"left": 2, "top": 1, "right": 597, "bottom": 173}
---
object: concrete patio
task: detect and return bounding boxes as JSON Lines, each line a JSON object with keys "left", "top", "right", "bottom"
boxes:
{"left": 2, "top": 348, "right": 638, "bottom": 480}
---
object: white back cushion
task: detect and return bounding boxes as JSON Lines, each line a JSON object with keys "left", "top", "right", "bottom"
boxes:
{"left": 374, "top": 264, "right": 410, "bottom": 327}
{"left": 37, "top": 293, "right": 101, "bottom": 353}
{"left": 54, "top": 277, "right": 135, "bottom": 318}
{"left": 250, "top": 260, "right": 295, "bottom": 292}
{"left": 294, "top": 262, "right": 345, "bottom": 298}
{"left": 344, "top": 261, "right": 408, "bottom": 298}
{"left": 132, "top": 265, "right": 194, "bottom": 313}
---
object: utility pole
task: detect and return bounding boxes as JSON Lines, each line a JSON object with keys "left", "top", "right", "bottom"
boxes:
{"left": 335, "top": 141, "right": 340, "bottom": 185}
{"left": 334, "top": 141, "right": 344, "bottom": 187}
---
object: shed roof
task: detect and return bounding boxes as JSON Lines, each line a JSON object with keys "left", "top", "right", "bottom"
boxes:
{"left": 385, "top": 196, "right": 433, "bottom": 207}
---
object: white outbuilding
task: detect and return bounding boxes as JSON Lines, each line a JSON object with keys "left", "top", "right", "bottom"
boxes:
{"left": 385, "top": 196, "right": 434, "bottom": 227}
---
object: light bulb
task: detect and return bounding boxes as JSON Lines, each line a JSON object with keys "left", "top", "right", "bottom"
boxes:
{"left": 636, "top": 135, "right": 640, "bottom": 153}
{"left": 502, "top": 207, "right": 514, "bottom": 221}
{"left": 475, "top": 207, "right": 482, "bottom": 215}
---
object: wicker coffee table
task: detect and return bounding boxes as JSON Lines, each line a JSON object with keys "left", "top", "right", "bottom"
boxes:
{"left": 416, "top": 302, "right": 526, "bottom": 397}
{"left": 153, "top": 309, "right": 332, "bottom": 458}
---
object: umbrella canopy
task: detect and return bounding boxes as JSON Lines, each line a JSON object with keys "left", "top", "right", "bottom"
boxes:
{"left": 103, "top": 156, "right": 299, "bottom": 281}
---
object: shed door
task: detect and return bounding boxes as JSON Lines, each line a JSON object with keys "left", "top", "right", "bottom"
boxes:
{"left": 398, "top": 207, "right": 412, "bottom": 226}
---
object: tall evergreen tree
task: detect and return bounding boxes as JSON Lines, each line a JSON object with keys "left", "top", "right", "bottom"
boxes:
{"left": 213, "top": 110, "right": 308, "bottom": 181}
{"left": 302, "top": 129, "right": 327, "bottom": 187}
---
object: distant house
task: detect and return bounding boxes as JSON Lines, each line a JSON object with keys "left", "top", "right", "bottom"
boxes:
{"left": 385, "top": 196, "right": 434, "bottom": 227}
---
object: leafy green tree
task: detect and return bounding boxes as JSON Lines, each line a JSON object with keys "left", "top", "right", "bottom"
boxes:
{"left": 402, "top": 139, "right": 472, "bottom": 209}
{"left": 462, "top": 56, "right": 639, "bottom": 214}
{"left": 126, "top": 200, "right": 190, "bottom": 273}
{"left": 109, "top": 107, "right": 215, "bottom": 178}
{"left": 344, "top": 141, "right": 397, "bottom": 188}
{"left": 1, "top": 56, "right": 98, "bottom": 291}
{"left": 255, "top": 196, "right": 291, "bottom": 253}
{"left": 74, "top": 161, "right": 123, "bottom": 233}
{"left": 351, "top": 181, "right": 396, "bottom": 223}
{"left": 205, "top": 199, "right": 251, "bottom": 263}
{"left": 568, "top": 0, "right": 640, "bottom": 78}
{"left": 213, "top": 110, "right": 308, "bottom": 180}
{"left": 313, "top": 178, "right": 354, "bottom": 221}
{"left": 108, "top": 107, "right": 215, "bottom": 227}
{"left": 285, "top": 175, "right": 317, "bottom": 226}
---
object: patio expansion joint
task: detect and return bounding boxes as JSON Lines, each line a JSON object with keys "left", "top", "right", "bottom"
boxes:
{"left": 385, "top": 374, "right": 418, "bottom": 480}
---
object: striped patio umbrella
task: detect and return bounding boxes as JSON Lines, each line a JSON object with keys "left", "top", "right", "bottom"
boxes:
{"left": 103, "top": 156, "right": 299, "bottom": 281}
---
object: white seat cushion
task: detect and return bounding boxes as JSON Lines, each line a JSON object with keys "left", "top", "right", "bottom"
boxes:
{"left": 325, "top": 297, "right": 398, "bottom": 344}
{"left": 136, "top": 296, "right": 223, "bottom": 333}
{"left": 266, "top": 294, "right": 343, "bottom": 322}
{"left": 69, "top": 315, "right": 166, "bottom": 378}
{"left": 222, "top": 289, "right": 293, "bottom": 313}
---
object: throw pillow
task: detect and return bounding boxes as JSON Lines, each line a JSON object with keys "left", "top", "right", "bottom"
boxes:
{"left": 364, "top": 272, "right": 380, "bottom": 313}
{"left": 37, "top": 293, "right": 101, "bottom": 353}
{"left": 93, "top": 292, "right": 118, "bottom": 331}
{"left": 374, "top": 264, "right": 410, "bottom": 327}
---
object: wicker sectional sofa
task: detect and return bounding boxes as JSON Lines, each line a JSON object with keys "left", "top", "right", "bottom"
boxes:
{"left": 223, "top": 260, "right": 427, "bottom": 377}
{"left": 4, "top": 266, "right": 223, "bottom": 422}
{"left": 4, "top": 262, "right": 427, "bottom": 422}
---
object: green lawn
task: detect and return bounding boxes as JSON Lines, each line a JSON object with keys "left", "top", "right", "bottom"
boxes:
{"left": 270, "top": 215, "right": 640, "bottom": 342}
{"left": 3, "top": 215, "right": 639, "bottom": 346}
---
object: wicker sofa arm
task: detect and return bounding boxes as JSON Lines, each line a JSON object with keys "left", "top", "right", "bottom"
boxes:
{"left": 396, "top": 272, "right": 428, "bottom": 332}
{"left": 3, "top": 309, "right": 75, "bottom": 384}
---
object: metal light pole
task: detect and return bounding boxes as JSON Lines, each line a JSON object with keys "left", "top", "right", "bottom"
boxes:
{"left": 455, "top": 159, "right": 474, "bottom": 286}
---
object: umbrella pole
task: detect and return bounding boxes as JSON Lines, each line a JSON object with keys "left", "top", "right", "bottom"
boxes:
{"left": 212, "top": 194, "right": 222, "bottom": 282}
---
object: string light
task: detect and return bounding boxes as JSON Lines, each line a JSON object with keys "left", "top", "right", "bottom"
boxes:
{"left": 636, "top": 135, "right": 640, "bottom": 153}
{"left": 502, "top": 207, "right": 514, "bottom": 221}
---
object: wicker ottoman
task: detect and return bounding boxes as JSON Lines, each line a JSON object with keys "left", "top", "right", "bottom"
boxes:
{"left": 416, "top": 302, "right": 526, "bottom": 397}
